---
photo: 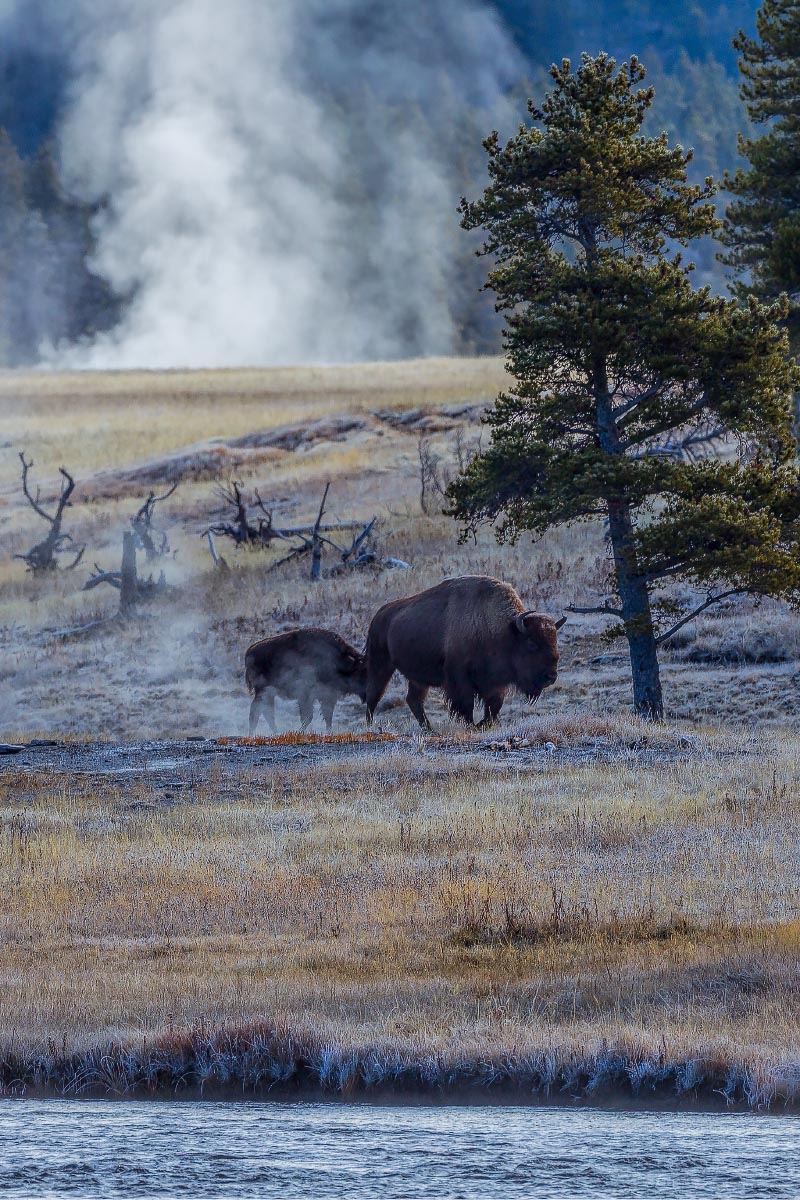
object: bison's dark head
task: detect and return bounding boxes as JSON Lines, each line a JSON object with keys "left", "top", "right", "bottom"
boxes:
{"left": 510, "top": 612, "right": 564, "bottom": 701}
{"left": 339, "top": 650, "right": 369, "bottom": 703}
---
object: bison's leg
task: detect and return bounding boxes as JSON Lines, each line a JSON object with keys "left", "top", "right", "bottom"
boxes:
{"left": 444, "top": 672, "right": 477, "bottom": 725}
{"left": 298, "top": 694, "right": 315, "bottom": 731}
{"left": 319, "top": 692, "right": 336, "bottom": 733}
{"left": 479, "top": 690, "right": 506, "bottom": 728}
{"left": 405, "top": 680, "right": 432, "bottom": 731}
{"left": 249, "top": 688, "right": 276, "bottom": 735}
{"left": 365, "top": 658, "right": 395, "bottom": 724}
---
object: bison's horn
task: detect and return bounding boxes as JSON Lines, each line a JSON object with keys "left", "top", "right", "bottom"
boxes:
{"left": 554, "top": 615, "right": 567, "bottom": 630}
{"left": 514, "top": 612, "right": 529, "bottom": 633}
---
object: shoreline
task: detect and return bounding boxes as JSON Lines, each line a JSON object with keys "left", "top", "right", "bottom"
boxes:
{"left": 0, "top": 1026, "right": 796, "bottom": 1114}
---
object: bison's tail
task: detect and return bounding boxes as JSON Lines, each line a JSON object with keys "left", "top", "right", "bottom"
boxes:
{"left": 244, "top": 653, "right": 259, "bottom": 696}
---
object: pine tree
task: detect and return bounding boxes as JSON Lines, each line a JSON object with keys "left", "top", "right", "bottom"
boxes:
{"left": 721, "top": 0, "right": 800, "bottom": 351}
{"left": 448, "top": 54, "right": 800, "bottom": 719}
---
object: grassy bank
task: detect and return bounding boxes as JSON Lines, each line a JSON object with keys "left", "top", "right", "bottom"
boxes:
{"left": 1, "top": 719, "right": 800, "bottom": 1108}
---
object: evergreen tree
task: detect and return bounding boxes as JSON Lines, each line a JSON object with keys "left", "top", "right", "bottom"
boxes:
{"left": 721, "top": 0, "right": 800, "bottom": 351}
{"left": 448, "top": 54, "right": 800, "bottom": 719}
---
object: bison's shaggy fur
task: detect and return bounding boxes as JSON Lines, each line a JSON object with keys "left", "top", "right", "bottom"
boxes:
{"left": 365, "top": 576, "right": 561, "bottom": 729}
{"left": 245, "top": 628, "right": 367, "bottom": 734}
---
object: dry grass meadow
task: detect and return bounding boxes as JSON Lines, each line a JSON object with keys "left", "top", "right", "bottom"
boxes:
{"left": 1, "top": 357, "right": 799, "bottom": 1105}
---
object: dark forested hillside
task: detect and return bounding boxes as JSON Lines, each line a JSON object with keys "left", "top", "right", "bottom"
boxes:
{"left": 496, "top": 1, "right": 755, "bottom": 69}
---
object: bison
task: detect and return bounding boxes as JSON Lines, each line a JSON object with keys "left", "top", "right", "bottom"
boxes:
{"left": 245, "top": 628, "right": 367, "bottom": 734}
{"left": 365, "top": 576, "right": 564, "bottom": 729}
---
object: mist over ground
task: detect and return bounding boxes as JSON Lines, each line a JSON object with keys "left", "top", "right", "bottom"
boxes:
{"left": 0, "top": 0, "right": 757, "bottom": 368}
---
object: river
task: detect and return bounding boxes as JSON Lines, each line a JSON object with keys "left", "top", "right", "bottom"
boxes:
{"left": 0, "top": 1099, "right": 795, "bottom": 1198}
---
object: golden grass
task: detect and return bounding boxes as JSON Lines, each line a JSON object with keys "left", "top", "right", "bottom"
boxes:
{"left": 0, "top": 356, "right": 505, "bottom": 485}
{"left": 0, "top": 725, "right": 799, "bottom": 1104}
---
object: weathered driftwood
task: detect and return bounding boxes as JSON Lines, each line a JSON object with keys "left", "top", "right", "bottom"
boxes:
{"left": 14, "top": 453, "right": 85, "bottom": 572}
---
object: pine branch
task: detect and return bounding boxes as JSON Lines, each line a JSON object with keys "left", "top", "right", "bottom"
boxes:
{"left": 620, "top": 396, "right": 710, "bottom": 449}
{"left": 655, "top": 590, "right": 749, "bottom": 646}
{"left": 613, "top": 381, "right": 666, "bottom": 420}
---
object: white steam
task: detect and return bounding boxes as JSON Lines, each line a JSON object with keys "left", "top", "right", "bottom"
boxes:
{"left": 45, "top": 0, "right": 523, "bottom": 368}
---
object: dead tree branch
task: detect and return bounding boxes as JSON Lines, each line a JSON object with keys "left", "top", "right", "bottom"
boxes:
{"left": 206, "top": 480, "right": 292, "bottom": 547}
{"left": 310, "top": 481, "right": 331, "bottom": 581}
{"left": 636, "top": 420, "right": 729, "bottom": 465}
{"left": 568, "top": 590, "right": 749, "bottom": 647}
{"left": 207, "top": 479, "right": 393, "bottom": 577}
{"left": 566, "top": 603, "right": 624, "bottom": 618}
{"left": 205, "top": 531, "right": 230, "bottom": 573}
{"left": 342, "top": 516, "right": 377, "bottom": 564}
{"left": 655, "top": 589, "right": 749, "bottom": 646}
{"left": 131, "top": 482, "right": 178, "bottom": 560}
{"left": 83, "top": 531, "right": 166, "bottom": 612}
{"left": 418, "top": 430, "right": 479, "bottom": 514}
{"left": 14, "top": 453, "right": 85, "bottom": 572}
{"left": 417, "top": 435, "right": 441, "bottom": 515}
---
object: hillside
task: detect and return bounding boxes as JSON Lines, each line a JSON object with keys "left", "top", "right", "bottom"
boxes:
{"left": 1, "top": 357, "right": 797, "bottom": 739}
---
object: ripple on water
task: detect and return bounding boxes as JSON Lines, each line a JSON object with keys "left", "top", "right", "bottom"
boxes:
{"left": 0, "top": 1100, "right": 796, "bottom": 1199}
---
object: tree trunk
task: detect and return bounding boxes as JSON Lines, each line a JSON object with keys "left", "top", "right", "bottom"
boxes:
{"left": 310, "top": 535, "right": 322, "bottom": 581}
{"left": 607, "top": 499, "right": 664, "bottom": 720}
{"left": 120, "top": 532, "right": 138, "bottom": 613}
{"left": 592, "top": 345, "right": 664, "bottom": 721}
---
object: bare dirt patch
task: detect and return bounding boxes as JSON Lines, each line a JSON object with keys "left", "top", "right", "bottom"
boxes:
{"left": 0, "top": 720, "right": 741, "bottom": 795}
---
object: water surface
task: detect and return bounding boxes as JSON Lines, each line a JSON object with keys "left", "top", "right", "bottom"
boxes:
{"left": 0, "top": 1099, "right": 796, "bottom": 1199}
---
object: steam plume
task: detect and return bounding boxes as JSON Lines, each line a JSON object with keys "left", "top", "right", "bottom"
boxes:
{"left": 40, "top": 0, "right": 523, "bottom": 368}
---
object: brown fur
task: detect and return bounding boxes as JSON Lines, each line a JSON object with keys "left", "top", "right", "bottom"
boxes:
{"left": 245, "top": 627, "right": 367, "bottom": 733}
{"left": 365, "top": 576, "right": 560, "bottom": 729}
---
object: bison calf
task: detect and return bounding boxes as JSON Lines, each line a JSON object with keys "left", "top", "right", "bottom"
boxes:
{"left": 366, "top": 575, "right": 564, "bottom": 729}
{"left": 245, "top": 628, "right": 367, "bottom": 734}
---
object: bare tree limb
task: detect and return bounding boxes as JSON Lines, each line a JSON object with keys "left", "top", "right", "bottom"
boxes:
{"left": 620, "top": 396, "right": 710, "bottom": 449}
{"left": 82, "top": 569, "right": 122, "bottom": 592}
{"left": 82, "top": 532, "right": 166, "bottom": 610}
{"left": 566, "top": 603, "right": 624, "bottom": 618}
{"left": 16, "top": 453, "right": 85, "bottom": 572}
{"left": 18, "top": 452, "right": 55, "bottom": 523}
{"left": 655, "top": 589, "right": 749, "bottom": 646}
{"left": 342, "top": 515, "right": 377, "bottom": 562}
{"left": 52, "top": 619, "right": 110, "bottom": 639}
{"left": 131, "top": 482, "right": 178, "bottom": 560}
{"left": 310, "top": 481, "right": 331, "bottom": 581}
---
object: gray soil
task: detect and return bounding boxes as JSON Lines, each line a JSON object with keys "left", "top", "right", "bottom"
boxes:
{"left": 0, "top": 730, "right": 730, "bottom": 792}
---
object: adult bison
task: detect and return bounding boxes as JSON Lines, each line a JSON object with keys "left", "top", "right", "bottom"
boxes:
{"left": 245, "top": 628, "right": 367, "bottom": 734}
{"left": 365, "top": 576, "right": 564, "bottom": 729}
